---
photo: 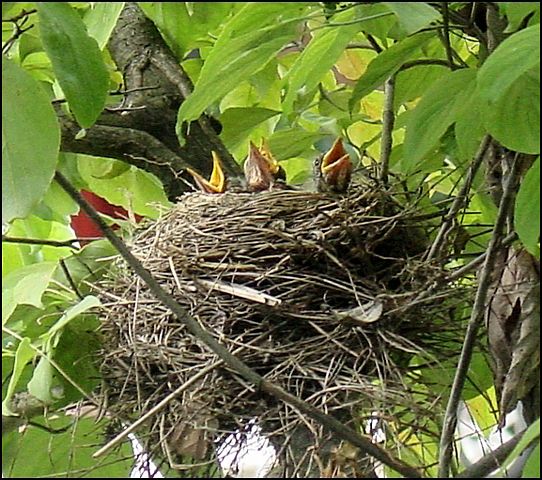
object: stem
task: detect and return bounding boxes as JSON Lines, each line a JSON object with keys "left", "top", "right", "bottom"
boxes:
{"left": 379, "top": 75, "right": 395, "bottom": 185}
{"left": 440, "top": 2, "right": 458, "bottom": 71}
{"left": 426, "top": 135, "right": 491, "bottom": 261}
{"left": 2, "top": 235, "right": 81, "bottom": 249}
{"left": 437, "top": 154, "right": 523, "bottom": 477}
{"left": 54, "top": 171, "right": 422, "bottom": 478}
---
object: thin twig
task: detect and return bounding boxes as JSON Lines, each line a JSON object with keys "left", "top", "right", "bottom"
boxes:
{"left": 379, "top": 75, "right": 395, "bottom": 185}
{"left": 437, "top": 154, "right": 523, "bottom": 477}
{"left": 426, "top": 135, "right": 491, "bottom": 261}
{"left": 446, "top": 232, "right": 518, "bottom": 283}
{"left": 365, "top": 33, "right": 383, "bottom": 53}
{"left": 2, "top": 235, "right": 81, "bottom": 249}
{"left": 93, "top": 360, "right": 223, "bottom": 458}
{"left": 440, "top": 2, "right": 458, "bottom": 71}
{"left": 54, "top": 171, "right": 422, "bottom": 478}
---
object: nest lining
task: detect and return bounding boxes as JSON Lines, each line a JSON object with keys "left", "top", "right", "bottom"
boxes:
{"left": 96, "top": 184, "right": 468, "bottom": 477}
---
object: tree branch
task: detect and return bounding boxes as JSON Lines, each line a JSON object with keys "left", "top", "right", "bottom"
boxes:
{"left": 426, "top": 135, "right": 491, "bottom": 262}
{"left": 2, "top": 235, "right": 80, "bottom": 249}
{"left": 54, "top": 171, "right": 422, "bottom": 478}
{"left": 440, "top": 2, "right": 459, "bottom": 71}
{"left": 437, "top": 153, "right": 523, "bottom": 477}
{"left": 379, "top": 75, "right": 395, "bottom": 185}
{"left": 56, "top": 2, "right": 242, "bottom": 199}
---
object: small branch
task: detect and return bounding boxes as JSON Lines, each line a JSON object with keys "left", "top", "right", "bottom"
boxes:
{"left": 426, "top": 135, "right": 491, "bottom": 262}
{"left": 437, "top": 153, "right": 523, "bottom": 478}
{"left": 2, "top": 235, "right": 80, "bottom": 249}
{"left": 148, "top": 50, "right": 242, "bottom": 180}
{"left": 440, "top": 2, "right": 458, "bottom": 71}
{"left": 379, "top": 75, "right": 396, "bottom": 185}
{"left": 365, "top": 33, "right": 383, "bottom": 53}
{"left": 93, "top": 359, "right": 223, "bottom": 458}
{"left": 456, "top": 429, "right": 525, "bottom": 478}
{"left": 54, "top": 171, "right": 422, "bottom": 478}
{"left": 2, "top": 8, "right": 36, "bottom": 55}
{"left": 446, "top": 232, "right": 518, "bottom": 282}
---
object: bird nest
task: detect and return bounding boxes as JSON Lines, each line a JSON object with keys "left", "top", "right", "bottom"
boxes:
{"left": 96, "top": 183, "right": 469, "bottom": 477}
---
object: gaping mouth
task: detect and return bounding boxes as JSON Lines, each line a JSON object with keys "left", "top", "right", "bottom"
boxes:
{"left": 186, "top": 151, "right": 225, "bottom": 194}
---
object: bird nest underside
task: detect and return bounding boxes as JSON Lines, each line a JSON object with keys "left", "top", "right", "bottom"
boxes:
{"left": 96, "top": 186, "right": 470, "bottom": 477}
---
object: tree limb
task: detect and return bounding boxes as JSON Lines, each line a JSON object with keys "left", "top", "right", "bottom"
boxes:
{"left": 56, "top": 2, "right": 242, "bottom": 199}
{"left": 54, "top": 171, "right": 423, "bottom": 478}
{"left": 437, "top": 153, "right": 523, "bottom": 477}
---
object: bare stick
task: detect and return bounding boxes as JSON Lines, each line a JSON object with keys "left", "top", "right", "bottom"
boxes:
{"left": 2, "top": 235, "right": 81, "bottom": 249}
{"left": 426, "top": 135, "right": 491, "bottom": 261}
{"left": 437, "top": 154, "right": 522, "bottom": 477}
{"left": 55, "top": 171, "right": 422, "bottom": 478}
{"left": 379, "top": 75, "right": 396, "bottom": 185}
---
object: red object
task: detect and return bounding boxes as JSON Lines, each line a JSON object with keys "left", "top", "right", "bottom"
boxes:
{"left": 70, "top": 190, "right": 143, "bottom": 243}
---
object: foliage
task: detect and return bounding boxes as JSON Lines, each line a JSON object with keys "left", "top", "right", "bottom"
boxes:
{"left": 2, "top": 1, "right": 540, "bottom": 477}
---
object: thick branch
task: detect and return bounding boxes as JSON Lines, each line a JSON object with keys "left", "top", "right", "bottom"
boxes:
{"left": 54, "top": 171, "right": 422, "bottom": 478}
{"left": 437, "top": 154, "right": 523, "bottom": 477}
{"left": 57, "top": 2, "right": 242, "bottom": 199}
{"left": 59, "top": 113, "right": 191, "bottom": 199}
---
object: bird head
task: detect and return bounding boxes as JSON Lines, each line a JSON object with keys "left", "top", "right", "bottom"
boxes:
{"left": 317, "top": 137, "right": 353, "bottom": 193}
{"left": 244, "top": 140, "right": 286, "bottom": 192}
{"left": 186, "top": 151, "right": 226, "bottom": 194}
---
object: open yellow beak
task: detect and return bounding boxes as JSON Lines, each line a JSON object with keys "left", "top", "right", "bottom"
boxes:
{"left": 320, "top": 138, "right": 352, "bottom": 193}
{"left": 186, "top": 152, "right": 226, "bottom": 194}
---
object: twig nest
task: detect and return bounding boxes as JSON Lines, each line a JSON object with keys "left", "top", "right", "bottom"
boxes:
{"left": 97, "top": 184, "right": 465, "bottom": 477}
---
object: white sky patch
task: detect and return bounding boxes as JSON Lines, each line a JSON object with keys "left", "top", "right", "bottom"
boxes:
{"left": 215, "top": 419, "right": 278, "bottom": 478}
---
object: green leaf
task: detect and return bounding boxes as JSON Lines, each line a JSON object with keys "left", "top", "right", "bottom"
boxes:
{"left": 37, "top": 2, "right": 109, "bottom": 128}
{"left": 480, "top": 68, "right": 540, "bottom": 154}
{"left": 394, "top": 63, "right": 448, "bottom": 107}
{"left": 2, "top": 58, "right": 60, "bottom": 224}
{"left": 498, "top": 418, "right": 540, "bottom": 476}
{"left": 476, "top": 24, "right": 540, "bottom": 153}
{"left": 384, "top": 2, "right": 440, "bottom": 35}
{"left": 77, "top": 155, "right": 171, "bottom": 219}
{"left": 27, "top": 356, "right": 55, "bottom": 403}
{"left": 503, "top": 3, "right": 540, "bottom": 33}
{"left": 220, "top": 107, "right": 280, "bottom": 150}
{"left": 2, "top": 414, "right": 133, "bottom": 477}
{"left": 477, "top": 24, "right": 540, "bottom": 104}
{"left": 140, "top": 2, "right": 238, "bottom": 59}
{"left": 402, "top": 68, "right": 477, "bottom": 172}
{"left": 268, "top": 129, "right": 325, "bottom": 160}
{"left": 42, "top": 295, "right": 101, "bottom": 341}
{"left": 2, "top": 338, "right": 36, "bottom": 416}
{"left": 282, "top": 8, "right": 362, "bottom": 113}
{"left": 83, "top": 2, "right": 124, "bottom": 50}
{"left": 523, "top": 442, "right": 540, "bottom": 478}
{"left": 2, "top": 262, "right": 58, "bottom": 325}
{"left": 515, "top": 157, "right": 540, "bottom": 256}
{"left": 454, "top": 94, "right": 487, "bottom": 161}
{"left": 349, "top": 31, "right": 433, "bottom": 108}
{"left": 176, "top": 3, "right": 308, "bottom": 131}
